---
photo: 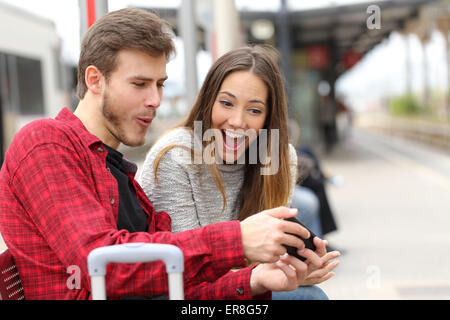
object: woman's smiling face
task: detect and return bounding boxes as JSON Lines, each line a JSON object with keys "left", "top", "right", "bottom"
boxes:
{"left": 211, "top": 70, "right": 268, "bottom": 163}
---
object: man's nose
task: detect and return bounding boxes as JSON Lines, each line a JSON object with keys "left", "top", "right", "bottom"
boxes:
{"left": 144, "top": 85, "right": 162, "bottom": 109}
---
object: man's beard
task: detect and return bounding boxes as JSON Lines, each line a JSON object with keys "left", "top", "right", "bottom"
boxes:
{"left": 101, "top": 90, "right": 144, "bottom": 147}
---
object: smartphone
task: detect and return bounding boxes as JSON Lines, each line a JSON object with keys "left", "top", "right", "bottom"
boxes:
{"left": 283, "top": 217, "right": 317, "bottom": 261}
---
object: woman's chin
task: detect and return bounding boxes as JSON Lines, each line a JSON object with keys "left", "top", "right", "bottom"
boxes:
{"left": 219, "top": 148, "right": 246, "bottom": 164}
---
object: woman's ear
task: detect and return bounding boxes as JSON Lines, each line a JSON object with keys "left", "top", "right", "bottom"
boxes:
{"left": 84, "top": 65, "right": 104, "bottom": 95}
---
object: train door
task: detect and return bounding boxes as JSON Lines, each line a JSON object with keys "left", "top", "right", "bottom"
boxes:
{"left": 0, "top": 52, "right": 5, "bottom": 167}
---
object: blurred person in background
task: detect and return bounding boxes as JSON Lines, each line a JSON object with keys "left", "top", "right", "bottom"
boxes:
{"left": 317, "top": 93, "right": 338, "bottom": 154}
{"left": 296, "top": 146, "right": 340, "bottom": 252}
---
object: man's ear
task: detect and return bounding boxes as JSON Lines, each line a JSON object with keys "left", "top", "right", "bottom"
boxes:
{"left": 84, "top": 65, "right": 104, "bottom": 95}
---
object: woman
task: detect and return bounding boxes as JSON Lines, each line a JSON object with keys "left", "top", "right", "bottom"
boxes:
{"left": 138, "top": 45, "right": 339, "bottom": 299}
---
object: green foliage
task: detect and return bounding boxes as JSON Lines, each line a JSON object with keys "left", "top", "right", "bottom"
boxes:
{"left": 389, "top": 95, "right": 421, "bottom": 115}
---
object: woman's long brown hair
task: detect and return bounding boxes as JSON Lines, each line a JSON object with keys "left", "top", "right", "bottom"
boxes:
{"left": 154, "top": 45, "right": 294, "bottom": 220}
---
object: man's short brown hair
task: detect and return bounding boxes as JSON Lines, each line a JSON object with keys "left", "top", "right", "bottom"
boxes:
{"left": 76, "top": 8, "right": 175, "bottom": 99}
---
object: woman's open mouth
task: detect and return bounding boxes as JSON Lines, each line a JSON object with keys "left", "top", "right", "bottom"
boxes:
{"left": 222, "top": 129, "right": 246, "bottom": 152}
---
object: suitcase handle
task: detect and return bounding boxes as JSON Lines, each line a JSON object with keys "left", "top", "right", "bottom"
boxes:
{"left": 87, "top": 243, "right": 184, "bottom": 300}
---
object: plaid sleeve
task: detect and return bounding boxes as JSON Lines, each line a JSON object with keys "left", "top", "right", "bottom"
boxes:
{"left": 185, "top": 267, "right": 272, "bottom": 300}
{"left": 10, "top": 143, "right": 248, "bottom": 299}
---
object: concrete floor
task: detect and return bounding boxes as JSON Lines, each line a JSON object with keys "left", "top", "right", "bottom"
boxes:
{"left": 317, "top": 127, "right": 450, "bottom": 299}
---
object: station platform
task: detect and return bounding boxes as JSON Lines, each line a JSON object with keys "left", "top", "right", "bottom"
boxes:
{"left": 318, "top": 126, "right": 450, "bottom": 299}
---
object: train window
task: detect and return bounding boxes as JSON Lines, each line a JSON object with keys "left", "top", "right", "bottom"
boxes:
{"left": 53, "top": 48, "right": 65, "bottom": 91}
{"left": 0, "top": 53, "right": 12, "bottom": 112}
{"left": 15, "top": 56, "right": 44, "bottom": 115}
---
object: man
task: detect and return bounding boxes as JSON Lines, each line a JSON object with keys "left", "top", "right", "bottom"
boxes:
{"left": 0, "top": 8, "right": 324, "bottom": 299}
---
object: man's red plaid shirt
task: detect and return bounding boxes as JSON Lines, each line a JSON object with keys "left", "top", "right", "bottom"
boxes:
{"left": 0, "top": 108, "right": 269, "bottom": 300}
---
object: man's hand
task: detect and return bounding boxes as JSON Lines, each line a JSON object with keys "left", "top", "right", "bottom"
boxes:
{"left": 240, "top": 207, "right": 311, "bottom": 263}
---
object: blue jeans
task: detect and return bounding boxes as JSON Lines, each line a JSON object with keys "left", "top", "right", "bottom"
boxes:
{"left": 272, "top": 286, "right": 329, "bottom": 300}
{"left": 293, "top": 186, "right": 323, "bottom": 238}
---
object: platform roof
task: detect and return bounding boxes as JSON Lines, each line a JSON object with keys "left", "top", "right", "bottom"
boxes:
{"left": 142, "top": 0, "right": 439, "bottom": 74}
{"left": 241, "top": 0, "right": 438, "bottom": 71}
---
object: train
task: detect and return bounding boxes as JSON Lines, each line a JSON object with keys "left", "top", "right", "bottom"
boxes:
{"left": 0, "top": 2, "right": 75, "bottom": 165}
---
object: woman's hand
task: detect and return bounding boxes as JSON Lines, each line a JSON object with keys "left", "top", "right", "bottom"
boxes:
{"left": 301, "top": 237, "right": 340, "bottom": 286}
{"left": 302, "top": 250, "right": 340, "bottom": 286}
{"left": 249, "top": 248, "right": 323, "bottom": 295}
